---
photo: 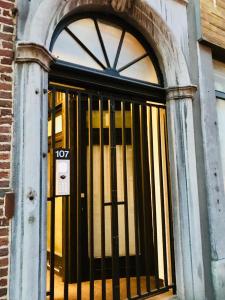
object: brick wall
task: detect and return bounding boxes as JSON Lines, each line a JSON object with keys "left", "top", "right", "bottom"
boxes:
{"left": 0, "top": 0, "right": 15, "bottom": 299}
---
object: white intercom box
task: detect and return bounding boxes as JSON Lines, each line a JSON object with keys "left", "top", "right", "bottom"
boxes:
{"left": 55, "top": 149, "right": 70, "bottom": 196}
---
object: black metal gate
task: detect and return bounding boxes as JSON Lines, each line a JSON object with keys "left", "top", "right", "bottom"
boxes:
{"left": 46, "top": 83, "right": 175, "bottom": 300}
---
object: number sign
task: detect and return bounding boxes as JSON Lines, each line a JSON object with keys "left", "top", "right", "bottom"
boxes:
{"left": 55, "top": 149, "right": 70, "bottom": 196}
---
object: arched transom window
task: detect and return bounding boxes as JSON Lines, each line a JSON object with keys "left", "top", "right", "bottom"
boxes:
{"left": 50, "top": 17, "right": 160, "bottom": 85}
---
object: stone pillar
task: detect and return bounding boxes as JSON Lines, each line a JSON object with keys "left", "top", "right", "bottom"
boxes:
{"left": 9, "top": 43, "right": 54, "bottom": 300}
{"left": 197, "top": 44, "right": 225, "bottom": 300}
{"left": 166, "top": 86, "right": 206, "bottom": 300}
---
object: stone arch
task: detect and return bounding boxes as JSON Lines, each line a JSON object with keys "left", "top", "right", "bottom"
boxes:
{"left": 20, "top": 0, "right": 191, "bottom": 87}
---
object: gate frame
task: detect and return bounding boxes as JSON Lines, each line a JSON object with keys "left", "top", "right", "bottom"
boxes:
{"left": 10, "top": 1, "right": 206, "bottom": 300}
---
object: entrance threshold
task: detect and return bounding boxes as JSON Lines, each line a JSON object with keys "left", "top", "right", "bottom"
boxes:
{"left": 46, "top": 272, "right": 173, "bottom": 300}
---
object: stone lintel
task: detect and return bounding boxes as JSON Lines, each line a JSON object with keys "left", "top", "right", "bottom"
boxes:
{"left": 166, "top": 85, "right": 197, "bottom": 101}
{"left": 15, "top": 42, "right": 55, "bottom": 72}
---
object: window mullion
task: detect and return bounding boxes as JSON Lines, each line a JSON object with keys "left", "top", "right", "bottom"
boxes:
{"left": 94, "top": 19, "right": 111, "bottom": 68}
{"left": 117, "top": 53, "right": 148, "bottom": 73}
{"left": 113, "top": 30, "right": 125, "bottom": 70}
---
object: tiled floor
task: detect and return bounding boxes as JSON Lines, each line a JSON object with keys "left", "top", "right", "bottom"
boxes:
{"left": 47, "top": 273, "right": 173, "bottom": 300}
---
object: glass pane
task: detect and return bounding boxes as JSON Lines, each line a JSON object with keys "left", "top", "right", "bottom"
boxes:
{"left": 98, "top": 19, "right": 122, "bottom": 67}
{"left": 120, "top": 56, "right": 159, "bottom": 84}
{"left": 68, "top": 18, "right": 106, "bottom": 66}
{"left": 52, "top": 30, "right": 103, "bottom": 70}
{"left": 117, "top": 32, "right": 146, "bottom": 69}
{"left": 48, "top": 115, "right": 62, "bottom": 137}
{"left": 213, "top": 60, "right": 225, "bottom": 93}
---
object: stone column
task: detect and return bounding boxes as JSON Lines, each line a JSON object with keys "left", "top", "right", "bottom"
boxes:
{"left": 197, "top": 44, "right": 225, "bottom": 300}
{"left": 10, "top": 43, "right": 54, "bottom": 300}
{"left": 166, "top": 86, "right": 206, "bottom": 300}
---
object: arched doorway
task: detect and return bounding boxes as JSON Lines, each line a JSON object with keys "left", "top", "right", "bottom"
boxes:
{"left": 11, "top": 1, "right": 206, "bottom": 300}
{"left": 46, "top": 13, "right": 175, "bottom": 300}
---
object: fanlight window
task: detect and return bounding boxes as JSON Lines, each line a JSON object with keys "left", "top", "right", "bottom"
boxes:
{"left": 51, "top": 18, "right": 159, "bottom": 84}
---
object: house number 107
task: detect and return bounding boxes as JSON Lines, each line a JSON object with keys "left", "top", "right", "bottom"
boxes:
{"left": 55, "top": 149, "right": 70, "bottom": 159}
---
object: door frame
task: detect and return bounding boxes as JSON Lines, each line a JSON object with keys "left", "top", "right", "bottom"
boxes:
{"left": 47, "top": 78, "right": 168, "bottom": 279}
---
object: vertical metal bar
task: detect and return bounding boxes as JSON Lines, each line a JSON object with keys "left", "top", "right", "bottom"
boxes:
{"left": 121, "top": 101, "right": 131, "bottom": 299}
{"left": 109, "top": 98, "right": 120, "bottom": 300}
{"left": 50, "top": 90, "right": 56, "bottom": 300}
{"left": 68, "top": 91, "right": 77, "bottom": 288}
{"left": 76, "top": 93, "right": 82, "bottom": 300}
{"left": 157, "top": 108, "right": 168, "bottom": 288}
{"left": 99, "top": 97, "right": 106, "bottom": 300}
{"left": 131, "top": 102, "right": 141, "bottom": 296}
{"left": 164, "top": 110, "right": 176, "bottom": 293}
{"left": 148, "top": 105, "right": 160, "bottom": 290}
{"left": 63, "top": 91, "right": 69, "bottom": 300}
{"left": 139, "top": 105, "right": 151, "bottom": 293}
{"left": 88, "top": 96, "right": 94, "bottom": 300}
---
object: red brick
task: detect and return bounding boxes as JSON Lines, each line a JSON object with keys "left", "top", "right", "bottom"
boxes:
{"left": 0, "top": 50, "right": 13, "bottom": 59}
{"left": 0, "top": 228, "right": 8, "bottom": 236}
{"left": 0, "top": 238, "right": 8, "bottom": 247}
{"left": 0, "top": 144, "right": 10, "bottom": 151}
{"left": 3, "top": 10, "right": 11, "bottom": 17}
{"left": 0, "top": 100, "right": 12, "bottom": 107}
{"left": 0, "top": 288, "right": 7, "bottom": 297}
{"left": 0, "top": 248, "right": 8, "bottom": 257}
{"left": 0, "top": 91, "right": 12, "bottom": 99}
{"left": 0, "top": 181, "right": 9, "bottom": 188}
{"left": 0, "top": 172, "right": 9, "bottom": 179}
{"left": 3, "top": 25, "right": 13, "bottom": 34}
{"left": 0, "top": 258, "right": 8, "bottom": 268}
{"left": 0, "top": 16, "right": 13, "bottom": 26}
{"left": 0, "top": 153, "right": 9, "bottom": 160}
{"left": 0, "top": 109, "right": 12, "bottom": 116}
{"left": 0, "top": 219, "right": 9, "bottom": 227}
{"left": 0, "top": 117, "right": 12, "bottom": 125}
{"left": 0, "top": 32, "right": 12, "bottom": 42}
{"left": 0, "top": 65, "right": 12, "bottom": 73}
{"left": 0, "top": 278, "right": 7, "bottom": 286}
{"left": 1, "top": 57, "right": 12, "bottom": 65}
{"left": 0, "top": 268, "right": 7, "bottom": 277}
{"left": 0, "top": 1, "right": 14, "bottom": 9}
{"left": 0, "top": 127, "right": 11, "bottom": 134}
{"left": 0, "top": 162, "right": 10, "bottom": 169}
{"left": 0, "top": 83, "right": 11, "bottom": 90}
{"left": 0, "top": 135, "right": 10, "bottom": 142}
{"left": 0, "top": 74, "right": 12, "bottom": 82}
{"left": 2, "top": 41, "right": 13, "bottom": 50}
